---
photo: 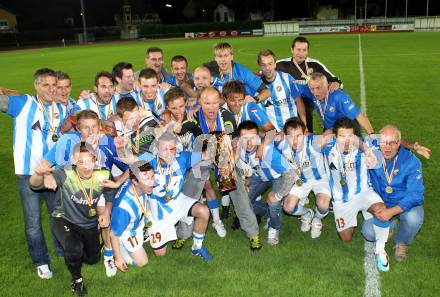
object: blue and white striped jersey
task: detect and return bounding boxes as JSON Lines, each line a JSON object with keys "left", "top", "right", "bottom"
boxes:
{"left": 277, "top": 134, "right": 327, "bottom": 184}
{"left": 111, "top": 180, "right": 147, "bottom": 237}
{"left": 73, "top": 94, "right": 118, "bottom": 120}
{"left": 142, "top": 152, "right": 201, "bottom": 221}
{"left": 222, "top": 101, "right": 270, "bottom": 127}
{"left": 44, "top": 131, "right": 128, "bottom": 171}
{"left": 322, "top": 138, "right": 371, "bottom": 203}
{"left": 133, "top": 89, "right": 166, "bottom": 116}
{"left": 238, "top": 143, "right": 291, "bottom": 182}
{"left": 5, "top": 95, "right": 68, "bottom": 175}
{"left": 262, "top": 71, "right": 301, "bottom": 132}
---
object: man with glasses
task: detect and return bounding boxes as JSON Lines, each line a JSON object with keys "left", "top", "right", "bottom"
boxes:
{"left": 362, "top": 125, "right": 425, "bottom": 262}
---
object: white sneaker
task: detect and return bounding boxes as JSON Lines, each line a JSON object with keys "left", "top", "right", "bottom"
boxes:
{"left": 310, "top": 217, "right": 323, "bottom": 239}
{"left": 212, "top": 220, "right": 227, "bottom": 238}
{"left": 37, "top": 264, "right": 53, "bottom": 279}
{"left": 376, "top": 251, "right": 390, "bottom": 272}
{"left": 267, "top": 227, "right": 279, "bottom": 245}
{"left": 300, "top": 209, "right": 314, "bottom": 232}
{"left": 104, "top": 257, "right": 117, "bottom": 277}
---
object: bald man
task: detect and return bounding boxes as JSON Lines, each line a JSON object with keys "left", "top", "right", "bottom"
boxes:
{"left": 362, "top": 125, "right": 425, "bottom": 262}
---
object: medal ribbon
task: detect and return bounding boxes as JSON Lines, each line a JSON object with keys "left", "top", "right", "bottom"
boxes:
{"left": 36, "top": 96, "right": 56, "bottom": 136}
{"left": 292, "top": 148, "right": 306, "bottom": 179}
{"left": 131, "top": 184, "right": 149, "bottom": 218}
{"left": 316, "top": 94, "right": 328, "bottom": 123}
{"left": 293, "top": 59, "right": 310, "bottom": 81}
{"left": 382, "top": 156, "right": 398, "bottom": 188}
{"left": 157, "top": 157, "right": 175, "bottom": 199}
{"left": 337, "top": 146, "right": 354, "bottom": 182}
{"left": 76, "top": 173, "right": 94, "bottom": 209}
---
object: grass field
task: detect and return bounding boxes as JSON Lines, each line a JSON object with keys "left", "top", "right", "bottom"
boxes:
{"left": 0, "top": 32, "right": 439, "bottom": 297}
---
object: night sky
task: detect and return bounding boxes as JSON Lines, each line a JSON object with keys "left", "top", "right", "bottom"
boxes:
{"left": 1, "top": 0, "right": 439, "bottom": 31}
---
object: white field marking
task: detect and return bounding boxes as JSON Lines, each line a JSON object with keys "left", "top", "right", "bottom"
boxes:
{"left": 359, "top": 34, "right": 381, "bottom": 297}
{"left": 358, "top": 34, "right": 367, "bottom": 114}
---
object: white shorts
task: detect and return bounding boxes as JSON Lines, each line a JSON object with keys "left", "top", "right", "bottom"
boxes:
{"left": 289, "top": 179, "right": 331, "bottom": 205}
{"left": 333, "top": 189, "right": 383, "bottom": 232}
{"left": 120, "top": 225, "right": 145, "bottom": 253}
{"left": 148, "top": 193, "right": 197, "bottom": 249}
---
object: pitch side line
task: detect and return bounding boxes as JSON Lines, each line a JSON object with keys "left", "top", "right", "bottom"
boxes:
{"left": 359, "top": 34, "right": 381, "bottom": 297}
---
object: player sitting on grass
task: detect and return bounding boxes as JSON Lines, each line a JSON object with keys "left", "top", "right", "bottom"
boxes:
{"left": 30, "top": 142, "right": 114, "bottom": 296}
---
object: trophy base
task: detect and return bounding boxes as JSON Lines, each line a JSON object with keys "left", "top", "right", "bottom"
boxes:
{"left": 218, "top": 178, "right": 237, "bottom": 195}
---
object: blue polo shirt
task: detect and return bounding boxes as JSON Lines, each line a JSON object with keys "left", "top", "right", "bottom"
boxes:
{"left": 302, "top": 88, "right": 361, "bottom": 129}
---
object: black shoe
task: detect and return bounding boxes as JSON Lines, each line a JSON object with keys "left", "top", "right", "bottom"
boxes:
{"left": 220, "top": 205, "right": 230, "bottom": 220}
{"left": 231, "top": 216, "right": 241, "bottom": 230}
{"left": 71, "top": 278, "right": 87, "bottom": 296}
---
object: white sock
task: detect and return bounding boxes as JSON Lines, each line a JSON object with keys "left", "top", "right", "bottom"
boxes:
{"left": 373, "top": 220, "right": 390, "bottom": 254}
{"left": 291, "top": 205, "right": 309, "bottom": 216}
{"left": 103, "top": 247, "right": 113, "bottom": 260}
{"left": 210, "top": 208, "right": 220, "bottom": 223}
{"left": 221, "top": 195, "right": 230, "bottom": 207}
{"left": 314, "top": 207, "right": 329, "bottom": 219}
{"left": 192, "top": 232, "right": 205, "bottom": 250}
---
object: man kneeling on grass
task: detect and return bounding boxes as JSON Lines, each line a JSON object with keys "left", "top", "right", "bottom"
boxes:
{"left": 30, "top": 142, "right": 114, "bottom": 296}
{"left": 110, "top": 161, "right": 155, "bottom": 271}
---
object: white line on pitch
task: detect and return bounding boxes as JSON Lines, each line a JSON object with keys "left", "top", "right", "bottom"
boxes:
{"left": 359, "top": 34, "right": 381, "bottom": 297}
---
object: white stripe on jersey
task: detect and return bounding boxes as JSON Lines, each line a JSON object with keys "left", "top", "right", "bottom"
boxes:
{"left": 116, "top": 186, "right": 147, "bottom": 236}
{"left": 265, "top": 71, "right": 298, "bottom": 131}
{"left": 13, "top": 95, "right": 67, "bottom": 175}
{"left": 133, "top": 89, "right": 166, "bottom": 116}
{"left": 75, "top": 95, "right": 117, "bottom": 120}
{"left": 306, "top": 57, "right": 339, "bottom": 81}
{"left": 238, "top": 148, "right": 281, "bottom": 182}
{"left": 324, "top": 145, "right": 371, "bottom": 204}
{"left": 278, "top": 135, "right": 327, "bottom": 184}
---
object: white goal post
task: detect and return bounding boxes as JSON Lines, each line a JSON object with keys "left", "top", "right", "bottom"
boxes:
{"left": 263, "top": 21, "right": 299, "bottom": 36}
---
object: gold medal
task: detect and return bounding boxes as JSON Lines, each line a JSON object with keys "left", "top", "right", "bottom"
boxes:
{"left": 146, "top": 220, "right": 153, "bottom": 228}
{"left": 165, "top": 194, "right": 172, "bottom": 201}
{"left": 296, "top": 179, "right": 303, "bottom": 186}
{"left": 88, "top": 208, "right": 97, "bottom": 217}
{"left": 385, "top": 186, "right": 393, "bottom": 194}
{"left": 383, "top": 156, "right": 398, "bottom": 196}
{"left": 52, "top": 134, "right": 59, "bottom": 142}
{"left": 340, "top": 179, "right": 347, "bottom": 186}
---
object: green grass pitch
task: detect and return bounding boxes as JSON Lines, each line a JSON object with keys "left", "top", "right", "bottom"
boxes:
{"left": 0, "top": 32, "right": 439, "bottom": 297}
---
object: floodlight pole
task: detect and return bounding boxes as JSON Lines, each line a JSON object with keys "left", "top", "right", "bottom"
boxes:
{"left": 80, "top": 0, "right": 88, "bottom": 43}
{"left": 426, "top": 0, "right": 429, "bottom": 16}
{"left": 405, "top": 0, "right": 408, "bottom": 19}
{"left": 385, "top": 0, "right": 388, "bottom": 22}
{"left": 354, "top": 0, "right": 357, "bottom": 21}
{"left": 364, "top": 0, "right": 367, "bottom": 25}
